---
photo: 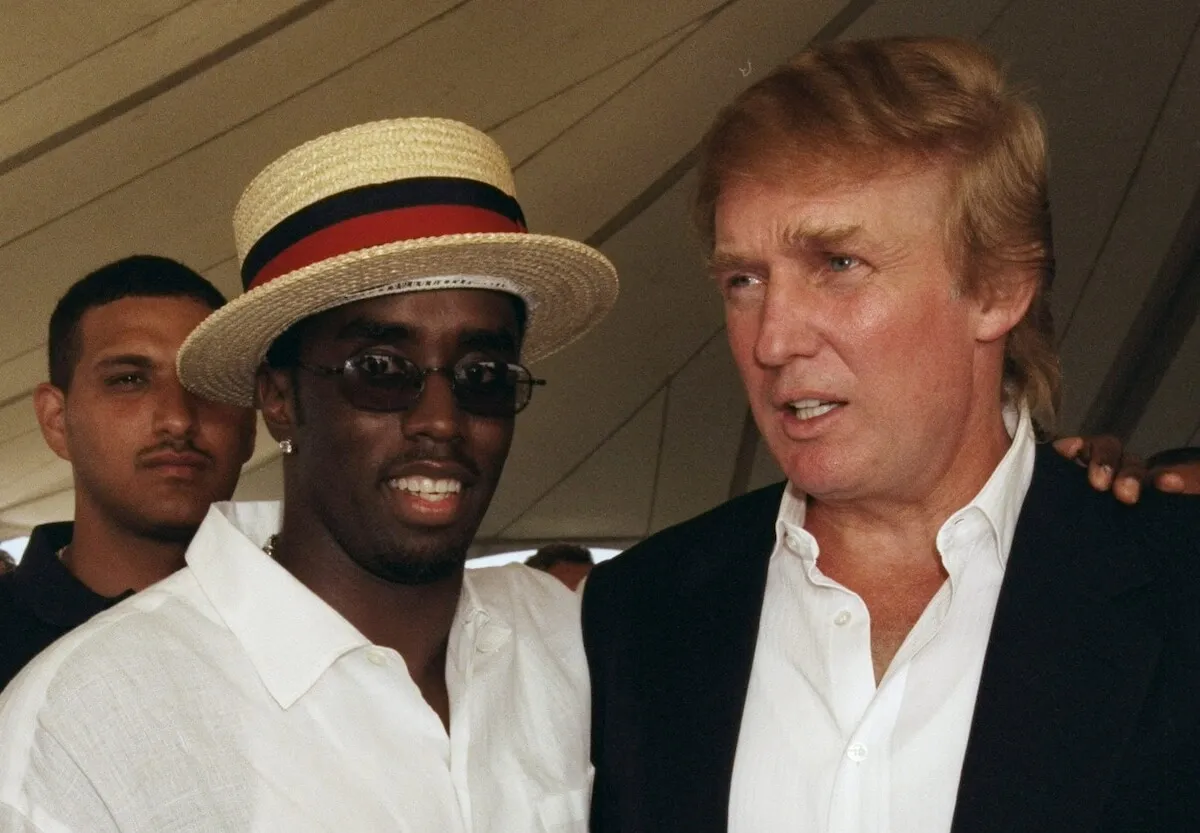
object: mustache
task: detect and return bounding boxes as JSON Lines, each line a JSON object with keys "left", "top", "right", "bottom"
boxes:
{"left": 391, "top": 444, "right": 481, "bottom": 477}
{"left": 136, "top": 439, "right": 213, "bottom": 463}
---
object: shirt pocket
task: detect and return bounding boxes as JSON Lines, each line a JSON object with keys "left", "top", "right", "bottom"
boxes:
{"left": 535, "top": 766, "right": 593, "bottom": 833}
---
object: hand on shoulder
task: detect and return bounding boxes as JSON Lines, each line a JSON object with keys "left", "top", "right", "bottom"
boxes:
{"left": 1054, "top": 436, "right": 1200, "bottom": 504}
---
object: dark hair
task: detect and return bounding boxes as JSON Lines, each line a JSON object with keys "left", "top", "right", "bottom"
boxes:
{"left": 525, "top": 543, "right": 594, "bottom": 572}
{"left": 264, "top": 317, "right": 307, "bottom": 370}
{"left": 1146, "top": 446, "right": 1200, "bottom": 470}
{"left": 263, "top": 292, "right": 529, "bottom": 370}
{"left": 48, "top": 255, "right": 227, "bottom": 391}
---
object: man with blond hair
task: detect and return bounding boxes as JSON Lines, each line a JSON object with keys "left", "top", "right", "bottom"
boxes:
{"left": 583, "top": 36, "right": 1200, "bottom": 833}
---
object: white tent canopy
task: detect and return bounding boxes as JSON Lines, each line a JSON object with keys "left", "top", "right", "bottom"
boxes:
{"left": 1, "top": 0, "right": 1197, "bottom": 554}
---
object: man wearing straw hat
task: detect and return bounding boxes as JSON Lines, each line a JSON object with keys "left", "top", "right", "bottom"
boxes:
{"left": 0, "top": 118, "right": 614, "bottom": 833}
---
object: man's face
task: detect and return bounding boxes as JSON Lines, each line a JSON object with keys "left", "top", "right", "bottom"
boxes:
{"left": 713, "top": 164, "right": 1006, "bottom": 503}
{"left": 56, "top": 296, "right": 256, "bottom": 540}
{"left": 278, "top": 290, "right": 520, "bottom": 584}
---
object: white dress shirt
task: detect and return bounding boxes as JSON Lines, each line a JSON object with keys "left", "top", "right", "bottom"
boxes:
{"left": 729, "top": 409, "right": 1036, "bottom": 833}
{"left": 0, "top": 501, "right": 591, "bottom": 833}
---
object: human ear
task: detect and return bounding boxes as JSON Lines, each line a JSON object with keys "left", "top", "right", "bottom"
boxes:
{"left": 973, "top": 267, "right": 1038, "bottom": 344}
{"left": 32, "top": 382, "right": 71, "bottom": 462}
{"left": 256, "top": 365, "right": 299, "bottom": 445}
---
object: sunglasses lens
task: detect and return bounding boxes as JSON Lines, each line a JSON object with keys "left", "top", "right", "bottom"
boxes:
{"left": 333, "top": 354, "right": 536, "bottom": 416}
{"left": 453, "top": 361, "right": 530, "bottom": 416}
{"left": 341, "top": 353, "right": 424, "bottom": 411}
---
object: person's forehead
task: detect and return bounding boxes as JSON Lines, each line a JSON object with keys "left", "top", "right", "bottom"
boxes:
{"left": 714, "top": 161, "right": 953, "bottom": 241}
{"left": 78, "top": 295, "right": 214, "bottom": 357}
{"left": 305, "top": 289, "right": 521, "bottom": 338}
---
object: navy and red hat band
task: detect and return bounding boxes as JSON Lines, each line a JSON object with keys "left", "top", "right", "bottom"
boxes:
{"left": 241, "top": 177, "right": 528, "bottom": 291}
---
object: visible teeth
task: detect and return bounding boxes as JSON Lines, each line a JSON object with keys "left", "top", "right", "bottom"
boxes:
{"left": 789, "top": 400, "right": 840, "bottom": 421}
{"left": 388, "top": 477, "right": 463, "bottom": 498}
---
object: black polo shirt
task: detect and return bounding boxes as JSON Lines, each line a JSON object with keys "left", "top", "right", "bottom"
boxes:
{"left": 0, "top": 522, "right": 132, "bottom": 691}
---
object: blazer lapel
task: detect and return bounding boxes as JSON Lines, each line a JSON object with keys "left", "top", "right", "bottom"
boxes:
{"left": 642, "top": 484, "right": 781, "bottom": 832}
{"left": 952, "top": 446, "right": 1162, "bottom": 833}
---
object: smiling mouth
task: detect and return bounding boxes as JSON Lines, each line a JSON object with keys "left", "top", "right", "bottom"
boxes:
{"left": 387, "top": 476, "right": 464, "bottom": 502}
{"left": 787, "top": 399, "right": 844, "bottom": 421}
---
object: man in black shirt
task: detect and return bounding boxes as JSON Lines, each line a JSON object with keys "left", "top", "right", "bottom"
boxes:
{"left": 0, "top": 256, "right": 256, "bottom": 690}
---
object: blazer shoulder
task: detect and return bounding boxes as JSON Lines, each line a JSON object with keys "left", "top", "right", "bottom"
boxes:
{"left": 1025, "top": 445, "right": 1200, "bottom": 595}
{"left": 601, "top": 482, "right": 783, "bottom": 576}
{"left": 1132, "top": 488, "right": 1200, "bottom": 588}
{"left": 584, "top": 481, "right": 784, "bottom": 619}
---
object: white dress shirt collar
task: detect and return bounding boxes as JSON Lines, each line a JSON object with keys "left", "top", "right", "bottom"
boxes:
{"left": 774, "top": 405, "right": 1036, "bottom": 572}
{"left": 188, "top": 502, "right": 517, "bottom": 711}
{"left": 0, "top": 501, "right": 591, "bottom": 833}
{"left": 186, "top": 501, "right": 363, "bottom": 709}
{"left": 730, "top": 405, "right": 1039, "bottom": 833}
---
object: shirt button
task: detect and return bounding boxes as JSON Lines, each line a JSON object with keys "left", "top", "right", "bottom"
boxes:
{"left": 476, "top": 627, "right": 509, "bottom": 654}
{"left": 833, "top": 610, "right": 851, "bottom": 626}
{"left": 846, "top": 743, "right": 868, "bottom": 762}
{"left": 366, "top": 648, "right": 388, "bottom": 666}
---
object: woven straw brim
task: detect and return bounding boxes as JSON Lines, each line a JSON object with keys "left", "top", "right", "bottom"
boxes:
{"left": 177, "top": 232, "right": 617, "bottom": 407}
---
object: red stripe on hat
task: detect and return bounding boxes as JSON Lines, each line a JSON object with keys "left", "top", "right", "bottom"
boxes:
{"left": 248, "top": 204, "right": 526, "bottom": 290}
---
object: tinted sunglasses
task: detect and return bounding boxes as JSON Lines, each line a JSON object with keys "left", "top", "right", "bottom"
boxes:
{"left": 299, "top": 351, "right": 545, "bottom": 417}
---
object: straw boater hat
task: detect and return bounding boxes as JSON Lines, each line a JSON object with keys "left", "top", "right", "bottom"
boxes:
{"left": 177, "top": 117, "right": 618, "bottom": 407}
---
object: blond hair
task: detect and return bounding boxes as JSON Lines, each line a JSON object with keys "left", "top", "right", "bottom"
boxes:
{"left": 696, "top": 36, "right": 1060, "bottom": 430}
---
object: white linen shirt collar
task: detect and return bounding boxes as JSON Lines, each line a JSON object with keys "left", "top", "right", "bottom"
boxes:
{"left": 774, "top": 405, "right": 1036, "bottom": 574}
{"left": 186, "top": 501, "right": 365, "bottom": 709}
{"left": 730, "top": 406, "right": 1038, "bottom": 833}
{"left": 187, "top": 502, "right": 513, "bottom": 710}
{"left": 0, "top": 500, "right": 591, "bottom": 833}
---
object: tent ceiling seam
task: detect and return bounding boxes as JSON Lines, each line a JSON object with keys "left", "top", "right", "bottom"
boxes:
{"left": 493, "top": 326, "right": 726, "bottom": 538}
{"left": 1057, "top": 7, "right": 1200, "bottom": 345}
{"left": 0, "top": 0, "right": 476, "bottom": 250}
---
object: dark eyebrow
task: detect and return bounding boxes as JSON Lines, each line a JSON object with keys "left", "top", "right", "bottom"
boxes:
{"left": 95, "top": 355, "right": 155, "bottom": 370}
{"left": 334, "top": 319, "right": 413, "bottom": 342}
{"left": 335, "top": 319, "right": 517, "bottom": 353}
{"left": 460, "top": 329, "right": 518, "bottom": 354}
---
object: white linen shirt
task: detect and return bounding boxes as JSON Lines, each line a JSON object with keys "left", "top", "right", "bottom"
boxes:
{"left": 0, "top": 501, "right": 591, "bottom": 833}
{"left": 729, "top": 409, "right": 1036, "bottom": 833}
